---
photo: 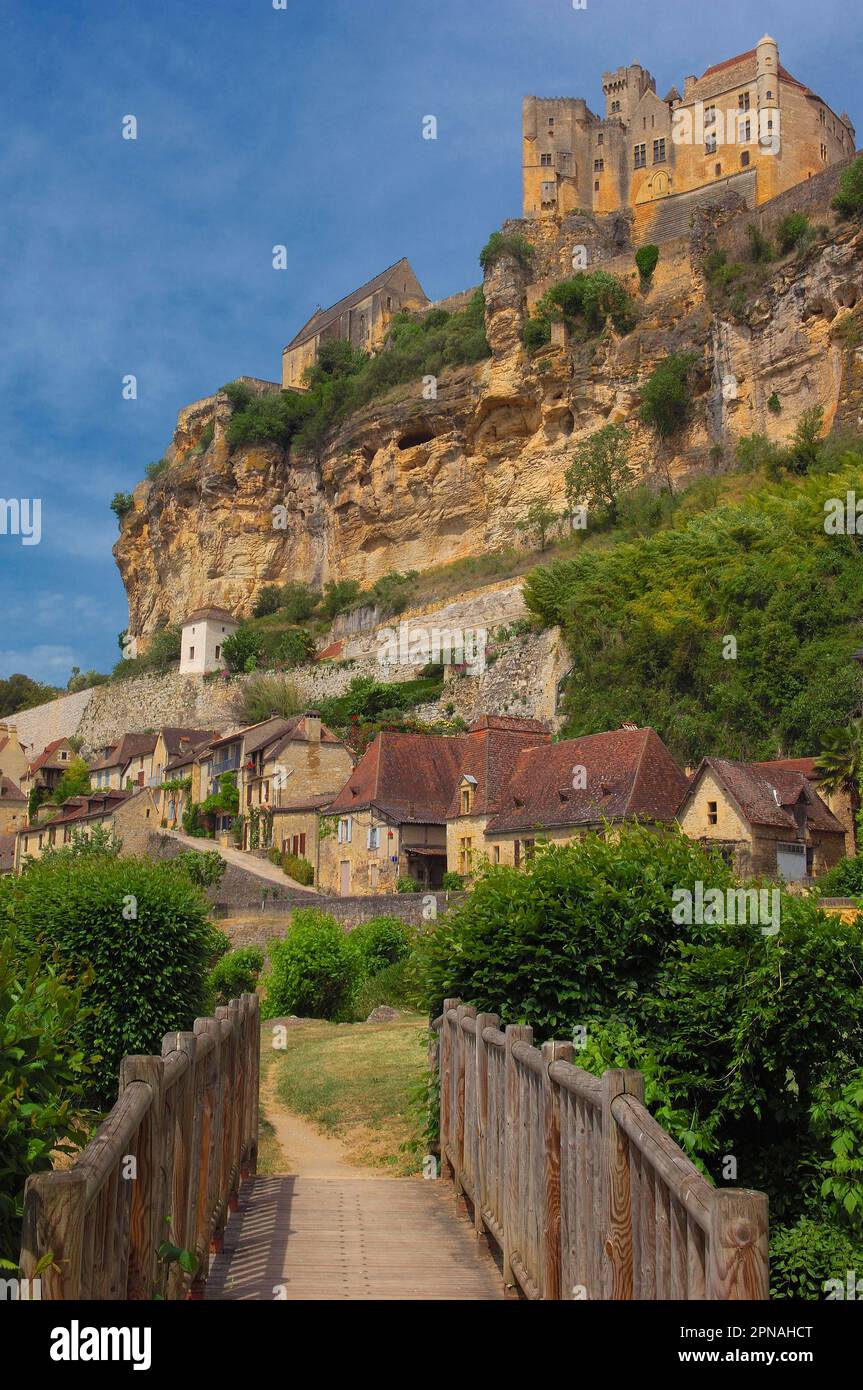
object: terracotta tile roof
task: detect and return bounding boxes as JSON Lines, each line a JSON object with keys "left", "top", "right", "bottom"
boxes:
{"left": 688, "top": 758, "right": 843, "bottom": 834}
{"left": 327, "top": 731, "right": 472, "bottom": 824}
{"left": 28, "top": 738, "right": 74, "bottom": 774}
{"left": 445, "top": 721, "right": 551, "bottom": 818}
{"left": 284, "top": 258, "right": 416, "bottom": 352}
{"left": 0, "top": 775, "right": 26, "bottom": 803}
{"left": 315, "top": 640, "right": 344, "bottom": 662}
{"left": 160, "top": 728, "right": 217, "bottom": 758}
{"left": 754, "top": 756, "right": 819, "bottom": 779}
{"left": 485, "top": 728, "right": 688, "bottom": 835}
{"left": 0, "top": 834, "right": 15, "bottom": 873}
{"left": 182, "top": 607, "right": 237, "bottom": 625}
{"left": 699, "top": 49, "right": 809, "bottom": 95}
{"left": 272, "top": 793, "right": 338, "bottom": 814}
{"left": 17, "top": 789, "right": 133, "bottom": 836}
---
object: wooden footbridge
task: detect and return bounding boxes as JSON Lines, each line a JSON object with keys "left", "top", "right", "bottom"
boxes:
{"left": 19, "top": 994, "right": 769, "bottom": 1301}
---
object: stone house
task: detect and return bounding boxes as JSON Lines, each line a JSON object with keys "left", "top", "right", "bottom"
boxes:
{"left": 753, "top": 756, "right": 856, "bottom": 857}
{"left": 0, "top": 776, "right": 27, "bottom": 835}
{"left": 676, "top": 757, "right": 845, "bottom": 881}
{"left": 281, "top": 257, "right": 429, "bottom": 389}
{"left": 524, "top": 35, "right": 855, "bottom": 235}
{"left": 443, "top": 716, "right": 551, "bottom": 874}
{"left": 179, "top": 607, "right": 238, "bottom": 676}
{"left": 14, "top": 788, "right": 160, "bottom": 871}
{"left": 239, "top": 712, "right": 353, "bottom": 854}
{"left": 22, "top": 737, "right": 79, "bottom": 798}
{"left": 88, "top": 732, "right": 158, "bottom": 791}
{"left": 154, "top": 730, "right": 218, "bottom": 827}
{"left": 0, "top": 723, "right": 29, "bottom": 786}
{"left": 480, "top": 726, "right": 689, "bottom": 867}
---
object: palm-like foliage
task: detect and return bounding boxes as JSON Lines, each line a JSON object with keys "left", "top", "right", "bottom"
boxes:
{"left": 815, "top": 719, "right": 863, "bottom": 794}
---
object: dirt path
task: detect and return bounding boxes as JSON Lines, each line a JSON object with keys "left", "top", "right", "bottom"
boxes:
{"left": 261, "top": 1066, "right": 380, "bottom": 1179}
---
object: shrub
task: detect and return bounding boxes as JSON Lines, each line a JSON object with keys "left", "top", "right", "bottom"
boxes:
{"left": 238, "top": 674, "right": 302, "bottom": 724}
{"left": 194, "top": 421, "right": 215, "bottom": 453}
{"left": 110, "top": 492, "right": 134, "bottom": 521}
{"left": 396, "top": 876, "right": 421, "bottom": 893}
{"left": 264, "top": 910, "right": 359, "bottom": 1020}
{"left": 769, "top": 1216, "right": 863, "bottom": 1300}
{"left": 816, "top": 856, "right": 863, "bottom": 898}
{"left": 253, "top": 585, "right": 283, "bottom": 618}
{"left": 7, "top": 857, "right": 221, "bottom": 1108}
{"left": 353, "top": 957, "right": 424, "bottom": 1019}
{"left": 0, "top": 936, "right": 89, "bottom": 1264}
{"left": 767, "top": 390, "right": 781, "bottom": 414}
{"left": 639, "top": 352, "right": 696, "bottom": 438}
{"left": 479, "top": 231, "right": 535, "bottom": 273}
{"left": 320, "top": 579, "right": 362, "bottom": 621}
{"left": 50, "top": 756, "right": 92, "bottom": 805}
{"left": 222, "top": 380, "right": 255, "bottom": 413}
{"left": 279, "top": 582, "right": 318, "bottom": 623}
{"left": 441, "top": 871, "right": 463, "bottom": 891}
{"left": 349, "top": 916, "right": 414, "bottom": 976}
{"left": 786, "top": 405, "right": 825, "bottom": 475}
{"left": 635, "top": 243, "right": 660, "bottom": 281}
{"left": 776, "top": 212, "right": 811, "bottom": 254}
{"left": 281, "top": 852, "right": 314, "bottom": 886}
{"left": 222, "top": 623, "right": 264, "bottom": 674}
{"left": 524, "top": 272, "right": 636, "bottom": 348}
{"left": 369, "top": 570, "right": 419, "bottom": 616}
{"left": 832, "top": 156, "right": 863, "bottom": 217}
{"left": 746, "top": 223, "right": 774, "bottom": 263}
{"left": 172, "top": 850, "right": 226, "bottom": 889}
{"left": 207, "top": 946, "right": 264, "bottom": 1006}
{"left": 145, "top": 458, "right": 170, "bottom": 482}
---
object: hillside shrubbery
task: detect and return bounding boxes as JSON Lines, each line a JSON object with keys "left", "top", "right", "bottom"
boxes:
{"left": 524, "top": 457, "right": 863, "bottom": 765}
{"left": 523, "top": 271, "right": 636, "bottom": 349}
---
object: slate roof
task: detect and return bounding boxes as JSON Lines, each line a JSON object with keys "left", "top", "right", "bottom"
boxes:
{"left": 284, "top": 258, "right": 417, "bottom": 352}
{"left": 686, "top": 757, "right": 843, "bottom": 834}
{"left": 485, "top": 728, "right": 689, "bottom": 835}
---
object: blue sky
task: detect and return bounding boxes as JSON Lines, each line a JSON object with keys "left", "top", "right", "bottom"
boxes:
{"left": 0, "top": 0, "right": 857, "bottom": 683}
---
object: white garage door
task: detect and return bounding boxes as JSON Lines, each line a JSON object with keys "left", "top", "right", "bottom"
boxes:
{"left": 776, "top": 842, "right": 806, "bottom": 881}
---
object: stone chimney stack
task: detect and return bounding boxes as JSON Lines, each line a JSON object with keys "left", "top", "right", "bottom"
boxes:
{"left": 305, "top": 711, "right": 322, "bottom": 744}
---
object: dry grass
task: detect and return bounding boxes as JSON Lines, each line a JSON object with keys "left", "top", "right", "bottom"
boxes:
{"left": 265, "top": 1015, "right": 429, "bottom": 1176}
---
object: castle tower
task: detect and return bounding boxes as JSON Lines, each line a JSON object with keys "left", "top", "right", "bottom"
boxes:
{"left": 755, "top": 34, "right": 781, "bottom": 197}
{"left": 600, "top": 63, "right": 656, "bottom": 126}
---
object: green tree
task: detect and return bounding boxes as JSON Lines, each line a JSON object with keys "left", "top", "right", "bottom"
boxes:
{"left": 50, "top": 756, "right": 92, "bottom": 805}
{"left": 786, "top": 405, "right": 825, "bottom": 474}
{"left": 516, "top": 500, "right": 561, "bottom": 552}
{"left": 635, "top": 243, "right": 660, "bottom": 282}
{"left": 479, "top": 231, "right": 535, "bottom": 273}
{"left": 832, "top": 156, "right": 863, "bottom": 216}
{"left": 320, "top": 579, "right": 362, "bottom": 621}
{"left": 221, "top": 623, "right": 264, "bottom": 673}
{"left": 564, "top": 423, "right": 633, "bottom": 523}
{"left": 253, "top": 585, "right": 282, "bottom": 618}
{"left": 279, "top": 582, "right": 318, "bottom": 623}
{"left": 639, "top": 352, "right": 696, "bottom": 439}
{"left": 110, "top": 492, "right": 134, "bottom": 522}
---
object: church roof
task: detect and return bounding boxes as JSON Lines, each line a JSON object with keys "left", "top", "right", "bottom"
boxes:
{"left": 284, "top": 258, "right": 418, "bottom": 352}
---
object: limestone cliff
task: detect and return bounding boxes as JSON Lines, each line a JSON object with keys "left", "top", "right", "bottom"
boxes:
{"left": 115, "top": 175, "right": 863, "bottom": 644}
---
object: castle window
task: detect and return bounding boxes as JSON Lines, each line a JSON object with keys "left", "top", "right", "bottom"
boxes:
{"left": 706, "top": 133, "right": 717, "bottom": 154}
{"left": 652, "top": 138, "right": 666, "bottom": 163}
{"left": 548, "top": 117, "right": 554, "bottom": 126}
{"left": 715, "top": 163, "right": 722, "bottom": 176}
{"left": 740, "top": 151, "right": 750, "bottom": 167}
{"left": 386, "top": 296, "right": 392, "bottom": 310}
{"left": 766, "top": 90, "right": 773, "bottom": 100}
{"left": 597, "top": 134, "right": 603, "bottom": 146}
{"left": 594, "top": 181, "right": 599, "bottom": 191}
{"left": 541, "top": 153, "right": 553, "bottom": 166}
{"left": 634, "top": 143, "right": 646, "bottom": 169}
{"left": 594, "top": 158, "right": 604, "bottom": 172}
{"left": 820, "top": 108, "right": 826, "bottom": 125}
{"left": 611, "top": 100, "right": 621, "bottom": 114}
{"left": 705, "top": 106, "right": 716, "bottom": 125}
{"left": 821, "top": 143, "right": 828, "bottom": 160}
{"left": 738, "top": 91, "right": 750, "bottom": 112}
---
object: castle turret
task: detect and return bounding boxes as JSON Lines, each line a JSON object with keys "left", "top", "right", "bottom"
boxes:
{"left": 755, "top": 35, "right": 780, "bottom": 121}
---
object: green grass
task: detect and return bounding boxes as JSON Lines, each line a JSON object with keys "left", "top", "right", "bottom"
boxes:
{"left": 266, "top": 1016, "right": 429, "bottom": 1174}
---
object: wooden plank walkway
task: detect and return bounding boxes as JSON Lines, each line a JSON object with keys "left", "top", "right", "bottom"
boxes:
{"left": 206, "top": 1176, "right": 505, "bottom": 1300}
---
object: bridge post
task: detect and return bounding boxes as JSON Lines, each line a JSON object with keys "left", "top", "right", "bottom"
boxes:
{"left": 503, "top": 1023, "right": 533, "bottom": 1291}
{"left": 541, "top": 1039, "right": 572, "bottom": 1299}
{"left": 473, "top": 1012, "right": 499, "bottom": 1237}
{"left": 707, "top": 1189, "right": 769, "bottom": 1299}
{"left": 439, "top": 999, "right": 460, "bottom": 1182}
{"left": 600, "top": 1068, "right": 643, "bottom": 1299}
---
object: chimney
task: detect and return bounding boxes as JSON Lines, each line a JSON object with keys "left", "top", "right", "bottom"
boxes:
{"left": 305, "top": 711, "right": 321, "bottom": 744}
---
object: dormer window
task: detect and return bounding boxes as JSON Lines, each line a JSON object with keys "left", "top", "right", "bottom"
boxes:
{"left": 461, "top": 788, "right": 471, "bottom": 815}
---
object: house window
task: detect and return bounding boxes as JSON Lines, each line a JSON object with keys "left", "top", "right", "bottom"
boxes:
{"left": 461, "top": 788, "right": 471, "bottom": 815}
{"left": 738, "top": 92, "right": 750, "bottom": 112}
{"left": 523, "top": 839, "right": 536, "bottom": 862}
{"left": 740, "top": 118, "right": 752, "bottom": 143}
{"left": 594, "top": 180, "right": 599, "bottom": 191}
{"left": 514, "top": 840, "right": 521, "bottom": 867}
{"left": 338, "top": 817, "right": 352, "bottom": 844}
{"left": 493, "top": 845, "right": 500, "bottom": 865}
{"left": 705, "top": 106, "right": 716, "bottom": 125}
{"left": 707, "top": 800, "right": 718, "bottom": 826}
{"left": 367, "top": 825, "right": 380, "bottom": 850}
{"left": 706, "top": 133, "right": 717, "bottom": 154}
{"left": 634, "top": 143, "right": 646, "bottom": 169}
{"left": 215, "top": 645, "right": 221, "bottom": 660}
{"left": 594, "top": 158, "right": 604, "bottom": 172}
{"left": 189, "top": 647, "right": 195, "bottom": 660}
{"left": 653, "top": 138, "right": 666, "bottom": 163}
{"left": 741, "top": 151, "right": 750, "bottom": 167}
{"left": 540, "top": 153, "right": 553, "bottom": 166}
{"left": 458, "top": 836, "right": 473, "bottom": 875}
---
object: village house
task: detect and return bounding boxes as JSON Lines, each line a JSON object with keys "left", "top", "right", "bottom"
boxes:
{"left": 0, "top": 723, "right": 29, "bottom": 787}
{"left": 480, "top": 726, "right": 689, "bottom": 867}
{"left": 753, "top": 756, "right": 856, "bottom": 857}
{"left": 179, "top": 607, "right": 238, "bottom": 676}
{"left": 89, "top": 732, "right": 158, "bottom": 791}
{"left": 676, "top": 757, "right": 846, "bottom": 881}
{"left": 239, "top": 712, "right": 353, "bottom": 854}
{"left": 0, "top": 776, "right": 27, "bottom": 835}
{"left": 21, "top": 737, "right": 79, "bottom": 799}
{"left": 320, "top": 718, "right": 551, "bottom": 895}
{"left": 444, "top": 716, "right": 551, "bottom": 874}
{"left": 157, "top": 733, "right": 218, "bottom": 828}
{"left": 14, "top": 787, "right": 160, "bottom": 872}
{"left": 0, "top": 834, "right": 15, "bottom": 875}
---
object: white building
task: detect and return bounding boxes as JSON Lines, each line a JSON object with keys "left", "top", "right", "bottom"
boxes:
{"left": 179, "top": 607, "right": 239, "bottom": 675}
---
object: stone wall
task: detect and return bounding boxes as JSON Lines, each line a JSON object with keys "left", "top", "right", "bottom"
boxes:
{"left": 10, "top": 688, "right": 96, "bottom": 759}
{"left": 714, "top": 155, "right": 855, "bottom": 264}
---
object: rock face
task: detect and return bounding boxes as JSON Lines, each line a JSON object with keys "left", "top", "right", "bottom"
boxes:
{"left": 115, "top": 193, "right": 863, "bottom": 645}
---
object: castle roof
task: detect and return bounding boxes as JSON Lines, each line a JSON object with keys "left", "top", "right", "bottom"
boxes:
{"left": 284, "top": 257, "right": 420, "bottom": 352}
{"left": 182, "top": 607, "right": 237, "bottom": 626}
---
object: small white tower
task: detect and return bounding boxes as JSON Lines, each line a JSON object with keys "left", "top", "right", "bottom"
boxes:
{"left": 180, "top": 607, "right": 238, "bottom": 675}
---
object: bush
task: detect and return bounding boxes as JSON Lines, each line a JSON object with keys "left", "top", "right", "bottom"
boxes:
{"left": 222, "top": 623, "right": 264, "bottom": 674}
{"left": 279, "top": 582, "right": 318, "bottom": 623}
{"left": 110, "top": 492, "right": 134, "bottom": 522}
{"left": 320, "top": 579, "right": 362, "bottom": 621}
{"left": 239, "top": 675, "right": 302, "bottom": 724}
{"left": 7, "top": 856, "right": 221, "bottom": 1108}
{"left": 281, "top": 852, "right": 314, "bottom": 886}
{"left": 524, "top": 272, "right": 636, "bottom": 348}
{"left": 0, "top": 936, "right": 89, "bottom": 1264}
{"left": 172, "top": 850, "right": 227, "bottom": 889}
{"left": 776, "top": 212, "right": 811, "bottom": 255}
{"left": 369, "top": 570, "right": 419, "bottom": 616}
{"left": 635, "top": 244, "right": 660, "bottom": 281}
{"left": 639, "top": 352, "right": 696, "bottom": 438}
{"left": 353, "top": 957, "right": 425, "bottom": 1019}
{"left": 253, "top": 585, "right": 283, "bottom": 618}
{"left": 145, "top": 458, "right": 170, "bottom": 482}
{"left": 767, "top": 391, "right": 781, "bottom": 414}
{"left": 832, "top": 157, "right": 863, "bottom": 217}
{"left": 816, "top": 856, "right": 863, "bottom": 898}
{"left": 441, "top": 871, "right": 464, "bottom": 891}
{"left": 349, "top": 916, "right": 414, "bottom": 976}
{"left": 479, "top": 231, "right": 535, "bottom": 273}
{"left": 207, "top": 946, "right": 264, "bottom": 1006}
{"left": 50, "top": 756, "right": 92, "bottom": 805}
{"left": 396, "top": 876, "right": 421, "bottom": 893}
{"left": 264, "top": 910, "right": 359, "bottom": 1020}
{"left": 769, "top": 1216, "right": 863, "bottom": 1300}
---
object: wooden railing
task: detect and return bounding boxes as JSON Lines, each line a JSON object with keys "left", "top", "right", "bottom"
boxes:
{"left": 435, "top": 999, "right": 768, "bottom": 1300}
{"left": 19, "top": 993, "right": 260, "bottom": 1300}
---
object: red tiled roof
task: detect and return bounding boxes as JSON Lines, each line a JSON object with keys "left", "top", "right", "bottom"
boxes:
{"left": 754, "top": 756, "right": 819, "bottom": 779}
{"left": 28, "top": 738, "right": 73, "bottom": 774}
{"left": 327, "top": 731, "right": 472, "bottom": 824}
{"left": 699, "top": 49, "right": 810, "bottom": 95}
{"left": 182, "top": 607, "right": 237, "bottom": 625}
{"left": 686, "top": 758, "right": 842, "bottom": 834}
{"left": 18, "top": 789, "right": 133, "bottom": 836}
{"left": 0, "top": 775, "right": 26, "bottom": 803}
{"left": 315, "top": 640, "right": 344, "bottom": 662}
{"left": 445, "top": 722, "right": 550, "bottom": 818}
{"left": 485, "top": 728, "right": 689, "bottom": 835}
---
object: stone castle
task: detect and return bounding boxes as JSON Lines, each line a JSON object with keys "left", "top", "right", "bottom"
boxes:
{"left": 523, "top": 35, "right": 855, "bottom": 236}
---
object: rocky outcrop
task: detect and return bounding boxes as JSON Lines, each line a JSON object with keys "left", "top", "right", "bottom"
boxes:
{"left": 114, "top": 196, "right": 863, "bottom": 644}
